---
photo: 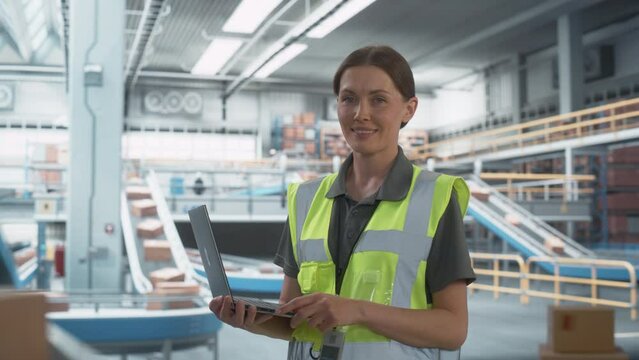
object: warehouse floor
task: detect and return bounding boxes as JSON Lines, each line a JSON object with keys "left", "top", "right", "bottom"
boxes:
{"left": 87, "top": 289, "right": 639, "bottom": 360}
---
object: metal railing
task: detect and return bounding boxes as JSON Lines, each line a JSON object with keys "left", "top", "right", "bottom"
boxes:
{"left": 479, "top": 172, "right": 595, "bottom": 202}
{"left": 469, "top": 252, "right": 638, "bottom": 320}
{"left": 468, "top": 175, "right": 595, "bottom": 258}
{"left": 412, "top": 97, "right": 639, "bottom": 161}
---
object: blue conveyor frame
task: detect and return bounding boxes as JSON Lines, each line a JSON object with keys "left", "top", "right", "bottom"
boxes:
{"left": 0, "top": 227, "right": 38, "bottom": 288}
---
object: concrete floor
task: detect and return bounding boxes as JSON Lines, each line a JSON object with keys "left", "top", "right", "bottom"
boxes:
{"left": 108, "top": 289, "right": 639, "bottom": 360}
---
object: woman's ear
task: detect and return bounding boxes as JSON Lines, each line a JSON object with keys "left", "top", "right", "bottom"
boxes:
{"left": 401, "top": 96, "right": 418, "bottom": 127}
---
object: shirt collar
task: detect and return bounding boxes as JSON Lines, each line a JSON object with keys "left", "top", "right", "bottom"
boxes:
{"left": 326, "top": 147, "right": 413, "bottom": 202}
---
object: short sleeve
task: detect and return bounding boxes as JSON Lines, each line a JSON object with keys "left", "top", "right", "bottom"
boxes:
{"left": 273, "top": 217, "right": 300, "bottom": 278}
{"left": 426, "top": 192, "right": 476, "bottom": 297}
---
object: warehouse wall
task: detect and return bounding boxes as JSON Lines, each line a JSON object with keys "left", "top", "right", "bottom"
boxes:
{"left": 614, "top": 28, "right": 639, "bottom": 78}
{"left": 526, "top": 27, "right": 639, "bottom": 105}
{"left": 416, "top": 74, "right": 487, "bottom": 131}
{"left": 0, "top": 80, "right": 66, "bottom": 125}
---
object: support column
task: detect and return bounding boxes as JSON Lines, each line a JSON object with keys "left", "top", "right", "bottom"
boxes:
{"left": 67, "top": 0, "right": 125, "bottom": 291}
{"left": 557, "top": 13, "right": 584, "bottom": 114}
{"left": 511, "top": 54, "right": 526, "bottom": 124}
{"left": 257, "top": 91, "right": 269, "bottom": 159}
{"left": 473, "top": 159, "right": 483, "bottom": 177}
{"left": 565, "top": 147, "right": 575, "bottom": 239}
{"left": 565, "top": 147, "right": 573, "bottom": 201}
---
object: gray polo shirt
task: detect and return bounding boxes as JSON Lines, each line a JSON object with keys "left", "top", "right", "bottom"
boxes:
{"left": 274, "top": 148, "right": 475, "bottom": 302}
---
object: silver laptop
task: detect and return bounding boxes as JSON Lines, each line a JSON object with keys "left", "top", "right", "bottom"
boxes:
{"left": 188, "top": 205, "right": 293, "bottom": 318}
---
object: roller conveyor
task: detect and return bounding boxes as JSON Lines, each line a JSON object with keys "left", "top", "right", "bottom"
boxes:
{"left": 466, "top": 176, "right": 639, "bottom": 281}
{"left": 0, "top": 224, "right": 39, "bottom": 289}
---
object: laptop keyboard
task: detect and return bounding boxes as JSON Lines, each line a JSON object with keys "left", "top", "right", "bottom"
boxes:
{"left": 234, "top": 296, "right": 279, "bottom": 310}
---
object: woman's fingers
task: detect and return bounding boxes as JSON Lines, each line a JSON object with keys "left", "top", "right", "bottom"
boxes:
{"left": 209, "top": 296, "right": 223, "bottom": 316}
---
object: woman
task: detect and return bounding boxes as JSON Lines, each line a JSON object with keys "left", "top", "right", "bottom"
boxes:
{"left": 210, "top": 45, "right": 475, "bottom": 360}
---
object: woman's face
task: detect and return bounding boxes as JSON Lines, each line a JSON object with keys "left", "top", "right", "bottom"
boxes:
{"left": 337, "top": 65, "right": 417, "bottom": 158}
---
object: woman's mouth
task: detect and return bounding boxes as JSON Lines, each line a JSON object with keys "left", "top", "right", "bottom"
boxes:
{"left": 352, "top": 128, "right": 377, "bottom": 136}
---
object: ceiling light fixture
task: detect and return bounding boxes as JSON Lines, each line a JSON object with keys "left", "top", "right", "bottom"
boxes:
{"left": 223, "top": 0, "right": 283, "bottom": 34}
{"left": 191, "top": 38, "right": 244, "bottom": 75}
{"left": 254, "top": 43, "right": 308, "bottom": 78}
{"left": 307, "top": 0, "right": 376, "bottom": 38}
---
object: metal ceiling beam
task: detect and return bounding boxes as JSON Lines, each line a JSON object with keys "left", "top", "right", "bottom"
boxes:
{"left": 125, "top": 0, "right": 166, "bottom": 92}
{"left": 223, "top": 0, "right": 349, "bottom": 101}
{"left": 527, "top": 12, "right": 639, "bottom": 61}
{"left": 218, "top": 0, "right": 300, "bottom": 76}
{"left": 0, "top": 0, "right": 32, "bottom": 60}
{"left": 410, "top": 0, "right": 602, "bottom": 72}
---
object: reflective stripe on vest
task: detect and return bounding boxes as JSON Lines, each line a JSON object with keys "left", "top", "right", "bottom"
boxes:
{"left": 287, "top": 166, "right": 469, "bottom": 359}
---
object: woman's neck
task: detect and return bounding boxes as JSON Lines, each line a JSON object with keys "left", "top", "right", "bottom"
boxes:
{"left": 346, "top": 147, "right": 398, "bottom": 201}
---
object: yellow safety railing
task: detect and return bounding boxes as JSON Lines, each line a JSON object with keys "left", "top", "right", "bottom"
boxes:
{"left": 412, "top": 97, "right": 639, "bottom": 162}
{"left": 469, "top": 253, "right": 529, "bottom": 304}
{"left": 479, "top": 172, "right": 596, "bottom": 201}
{"left": 469, "top": 252, "right": 638, "bottom": 320}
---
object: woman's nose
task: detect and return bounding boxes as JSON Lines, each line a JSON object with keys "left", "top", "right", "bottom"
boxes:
{"left": 354, "top": 101, "right": 370, "bottom": 121}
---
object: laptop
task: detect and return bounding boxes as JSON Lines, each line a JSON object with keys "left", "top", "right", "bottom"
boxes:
{"left": 188, "top": 205, "right": 293, "bottom": 318}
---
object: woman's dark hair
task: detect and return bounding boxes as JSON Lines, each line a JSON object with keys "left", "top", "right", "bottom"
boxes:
{"left": 333, "top": 45, "right": 415, "bottom": 100}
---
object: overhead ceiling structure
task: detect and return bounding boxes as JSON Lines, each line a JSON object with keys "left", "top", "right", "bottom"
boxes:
{"left": 1, "top": 0, "right": 639, "bottom": 96}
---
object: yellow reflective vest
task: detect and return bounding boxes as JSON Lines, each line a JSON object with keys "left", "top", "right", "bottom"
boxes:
{"left": 286, "top": 165, "right": 469, "bottom": 360}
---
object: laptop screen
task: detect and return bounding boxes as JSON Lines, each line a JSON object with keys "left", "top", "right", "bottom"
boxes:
{"left": 188, "top": 205, "right": 233, "bottom": 298}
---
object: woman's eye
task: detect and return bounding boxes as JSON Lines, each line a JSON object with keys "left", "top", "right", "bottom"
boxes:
{"left": 341, "top": 96, "right": 354, "bottom": 103}
{"left": 374, "top": 97, "right": 386, "bottom": 104}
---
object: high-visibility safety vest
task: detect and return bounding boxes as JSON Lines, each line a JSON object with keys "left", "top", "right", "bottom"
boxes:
{"left": 286, "top": 165, "right": 469, "bottom": 360}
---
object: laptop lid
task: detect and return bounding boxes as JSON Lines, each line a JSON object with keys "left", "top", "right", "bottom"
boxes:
{"left": 188, "top": 205, "right": 233, "bottom": 299}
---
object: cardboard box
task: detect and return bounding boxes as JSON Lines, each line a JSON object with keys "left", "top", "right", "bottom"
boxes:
{"left": 137, "top": 219, "right": 164, "bottom": 239}
{"left": 606, "top": 194, "right": 639, "bottom": 211}
{"left": 548, "top": 306, "right": 615, "bottom": 354}
{"left": 131, "top": 199, "right": 157, "bottom": 217}
{"left": 505, "top": 213, "right": 521, "bottom": 225}
{"left": 608, "top": 169, "right": 639, "bottom": 187}
{"left": 539, "top": 344, "right": 628, "bottom": 360}
{"left": 283, "top": 127, "right": 295, "bottom": 138}
{"left": 147, "top": 282, "right": 200, "bottom": 310}
{"left": 44, "top": 292, "right": 70, "bottom": 313}
{"left": 41, "top": 170, "right": 62, "bottom": 184}
{"left": 0, "top": 292, "right": 48, "bottom": 360}
{"left": 126, "top": 186, "right": 152, "bottom": 200}
{"left": 45, "top": 144, "right": 58, "bottom": 163}
{"left": 144, "top": 240, "right": 172, "bottom": 261}
{"left": 544, "top": 236, "right": 565, "bottom": 255}
{"left": 35, "top": 198, "right": 58, "bottom": 215}
{"left": 301, "top": 112, "right": 315, "bottom": 125}
{"left": 13, "top": 247, "right": 36, "bottom": 267}
{"left": 470, "top": 189, "right": 490, "bottom": 201}
{"left": 304, "top": 142, "right": 316, "bottom": 154}
{"left": 149, "top": 267, "right": 185, "bottom": 287}
{"left": 608, "top": 146, "right": 639, "bottom": 164}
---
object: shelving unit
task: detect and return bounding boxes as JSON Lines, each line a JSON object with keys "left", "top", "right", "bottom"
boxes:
{"left": 271, "top": 113, "right": 318, "bottom": 157}
{"left": 603, "top": 145, "right": 639, "bottom": 246}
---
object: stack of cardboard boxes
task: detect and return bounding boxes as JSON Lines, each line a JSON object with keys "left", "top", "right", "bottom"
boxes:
{"left": 540, "top": 306, "right": 628, "bottom": 359}
{"left": 124, "top": 185, "right": 198, "bottom": 311}
{"left": 606, "top": 146, "right": 639, "bottom": 244}
{"left": 278, "top": 112, "right": 317, "bottom": 156}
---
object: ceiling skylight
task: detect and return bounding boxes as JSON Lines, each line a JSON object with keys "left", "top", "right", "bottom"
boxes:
{"left": 254, "top": 43, "right": 308, "bottom": 78}
{"left": 307, "top": 0, "right": 376, "bottom": 38}
{"left": 191, "top": 38, "right": 244, "bottom": 75}
{"left": 223, "top": 0, "right": 282, "bottom": 34}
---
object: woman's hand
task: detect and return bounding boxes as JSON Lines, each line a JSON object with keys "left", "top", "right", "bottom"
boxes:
{"left": 277, "top": 293, "right": 361, "bottom": 332}
{"left": 209, "top": 295, "right": 273, "bottom": 330}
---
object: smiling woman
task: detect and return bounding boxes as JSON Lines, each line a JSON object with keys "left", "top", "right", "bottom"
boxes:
{"left": 209, "top": 46, "right": 476, "bottom": 360}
